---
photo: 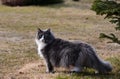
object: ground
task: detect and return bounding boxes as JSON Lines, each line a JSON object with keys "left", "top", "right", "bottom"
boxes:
{"left": 0, "top": 0, "right": 120, "bottom": 79}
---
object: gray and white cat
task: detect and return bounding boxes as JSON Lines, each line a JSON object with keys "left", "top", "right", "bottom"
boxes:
{"left": 35, "top": 28, "right": 112, "bottom": 73}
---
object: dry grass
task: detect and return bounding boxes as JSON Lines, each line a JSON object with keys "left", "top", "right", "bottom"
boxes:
{"left": 0, "top": 0, "right": 120, "bottom": 79}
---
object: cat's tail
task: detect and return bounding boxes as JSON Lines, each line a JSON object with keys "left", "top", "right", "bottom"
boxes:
{"left": 85, "top": 44, "right": 112, "bottom": 73}
{"left": 95, "top": 58, "right": 112, "bottom": 73}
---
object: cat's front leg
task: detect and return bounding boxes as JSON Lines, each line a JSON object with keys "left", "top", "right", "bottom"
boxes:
{"left": 45, "top": 59, "right": 54, "bottom": 73}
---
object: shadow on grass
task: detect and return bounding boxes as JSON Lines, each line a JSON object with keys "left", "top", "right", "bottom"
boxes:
{"left": 1, "top": 0, "right": 91, "bottom": 10}
{"left": 56, "top": 71, "right": 120, "bottom": 79}
{"left": 46, "top": 2, "right": 90, "bottom": 9}
{"left": 76, "top": 72, "right": 120, "bottom": 79}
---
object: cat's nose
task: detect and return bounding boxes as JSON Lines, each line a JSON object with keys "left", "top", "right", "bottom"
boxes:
{"left": 42, "top": 39, "right": 45, "bottom": 42}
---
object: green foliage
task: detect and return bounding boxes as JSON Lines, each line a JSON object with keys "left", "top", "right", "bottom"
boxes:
{"left": 91, "top": 0, "right": 120, "bottom": 44}
{"left": 100, "top": 33, "right": 120, "bottom": 44}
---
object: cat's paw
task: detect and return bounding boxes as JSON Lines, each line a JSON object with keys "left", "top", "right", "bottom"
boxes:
{"left": 70, "top": 67, "right": 82, "bottom": 73}
{"left": 46, "top": 70, "right": 55, "bottom": 74}
{"left": 70, "top": 71, "right": 81, "bottom": 73}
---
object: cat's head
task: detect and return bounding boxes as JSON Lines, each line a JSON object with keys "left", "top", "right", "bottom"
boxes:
{"left": 35, "top": 28, "right": 55, "bottom": 45}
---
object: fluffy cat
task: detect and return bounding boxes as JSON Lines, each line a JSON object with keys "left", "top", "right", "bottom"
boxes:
{"left": 35, "top": 28, "right": 112, "bottom": 73}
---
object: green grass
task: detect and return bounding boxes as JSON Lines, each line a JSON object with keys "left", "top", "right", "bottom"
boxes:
{"left": 0, "top": 0, "right": 120, "bottom": 79}
{"left": 56, "top": 73, "right": 120, "bottom": 79}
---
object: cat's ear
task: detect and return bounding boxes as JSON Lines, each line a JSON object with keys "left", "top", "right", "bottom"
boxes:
{"left": 37, "top": 28, "right": 43, "bottom": 33}
{"left": 47, "top": 28, "right": 51, "bottom": 32}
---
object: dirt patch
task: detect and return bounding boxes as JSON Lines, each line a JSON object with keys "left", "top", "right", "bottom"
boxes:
{"left": 18, "top": 62, "right": 41, "bottom": 74}
{"left": 8, "top": 60, "right": 60, "bottom": 79}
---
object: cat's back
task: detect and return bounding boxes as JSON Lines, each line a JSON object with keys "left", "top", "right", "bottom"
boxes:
{"left": 50, "top": 38, "right": 72, "bottom": 48}
{"left": 47, "top": 38, "right": 93, "bottom": 52}
{"left": 49, "top": 38, "right": 82, "bottom": 50}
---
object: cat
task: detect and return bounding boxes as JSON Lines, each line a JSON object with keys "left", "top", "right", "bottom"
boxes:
{"left": 35, "top": 28, "right": 112, "bottom": 73}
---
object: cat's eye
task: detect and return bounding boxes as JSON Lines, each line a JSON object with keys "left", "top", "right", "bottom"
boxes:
{"left": 38, "top": 34, "right": 43, "bottom": 39}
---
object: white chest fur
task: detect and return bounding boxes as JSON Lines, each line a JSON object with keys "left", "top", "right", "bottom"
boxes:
{"left": 35, "top": 38, "right": 46, "bottom": 58}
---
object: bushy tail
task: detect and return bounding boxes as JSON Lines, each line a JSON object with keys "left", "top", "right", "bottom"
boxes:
{"left": 96, "top": 59, "right": 112, "bottom": 73}
{"left": 85, "top": 44, "right": 112, "bottom": 73}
